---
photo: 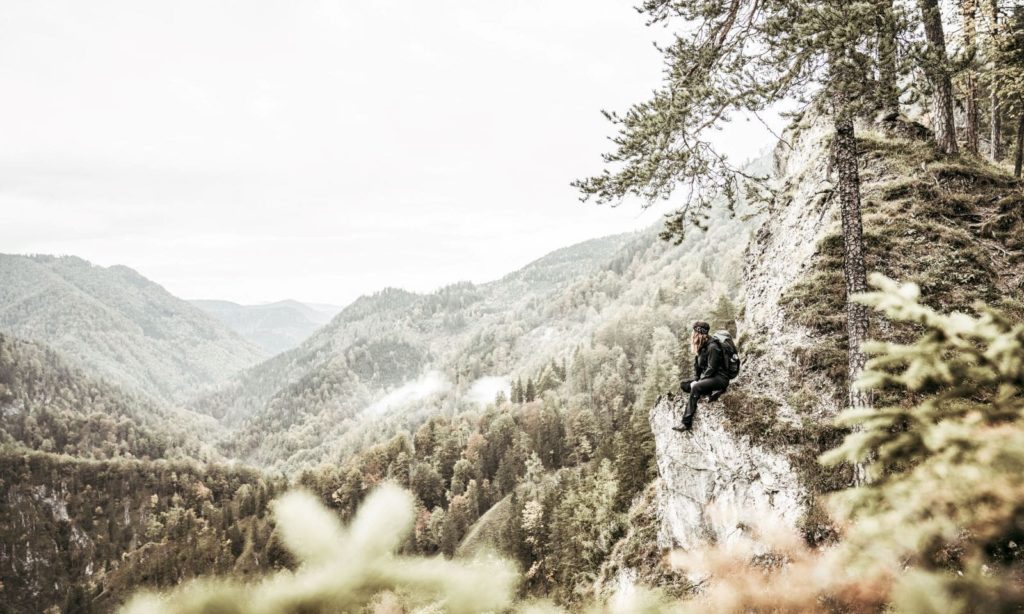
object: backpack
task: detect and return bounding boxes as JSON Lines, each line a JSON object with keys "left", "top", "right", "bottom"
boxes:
{"left": 710, "top": 330, "right": 741, "bottom": 380}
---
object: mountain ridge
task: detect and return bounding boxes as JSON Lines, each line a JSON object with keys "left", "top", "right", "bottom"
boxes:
{"left": 0, "top": 253, "right": 266, "bottom": 404}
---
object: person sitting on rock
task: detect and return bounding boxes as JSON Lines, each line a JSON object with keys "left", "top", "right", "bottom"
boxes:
{"left": 673, "top": 321, "right": 730, "bottom": 432}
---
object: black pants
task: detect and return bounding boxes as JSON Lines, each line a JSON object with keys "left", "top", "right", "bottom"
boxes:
{"left": 681, "top": 376, "right": 729, "bottom": 426}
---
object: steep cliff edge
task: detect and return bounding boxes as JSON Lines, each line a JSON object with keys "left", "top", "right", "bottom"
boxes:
{"left": 642, "top": 117, "right": 842, "bottom": 556}
{"left": 648, "top": 395, "right": 804, "bottom": 550}
{"left": 626, "top": 112, "right": 1023, "bottom": 580}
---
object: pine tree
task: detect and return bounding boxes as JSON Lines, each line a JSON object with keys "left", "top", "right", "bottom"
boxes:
{"left": 963, "top": 0, "right": 981, "bottom": 154}
{"left": 875, "top": 0, "right": 902, "bottom": 114}
{"left": 832, "top": 87, "right": 872, "bottom": 415}
{"left": 525, "top": 378, "right": 536, "bottom": 403}
{"left": 820, "top": 275, "right": 1024, "bottom": 609}
{"left": 987, "top": 0, "right": 1003, "bottom": 161}
{"left": 640, "top": 327, "right": 681, "bottom": 410}
{"left": 918, "top": 0, "right": 960, "bottom": 154}
{"left": 989, "top": 5, "right": 1024, "bottom": 177}
{"left": 575, "top": 0, "right": 888, "bottom": 413}
{"left": 708, "top": 295, "right": 738, "bottom": 337}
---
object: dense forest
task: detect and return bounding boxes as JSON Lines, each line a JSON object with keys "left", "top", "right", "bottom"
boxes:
{"left": 3, "top": 0, "right": 1024, "bottom": 612}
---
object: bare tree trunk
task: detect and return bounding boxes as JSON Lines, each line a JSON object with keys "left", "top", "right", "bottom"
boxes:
{"left": 963, "top": 0, "right": 980, "bottom": 154}
{"left": 877, "top": 0, "right": 901, "bottom": 114}
{"left": 919, "top": 0, "right": 960, "bottom": 154}
{"left": 1015, "top": 114, "right": 1024, "bottom": 178}
{"left": 989, "top": 0, "right": 1003, "bottom": 161}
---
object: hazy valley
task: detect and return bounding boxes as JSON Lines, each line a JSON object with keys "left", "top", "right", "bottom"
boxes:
{"left": 4, "top": 1, "right": 1024, "bottom": 612}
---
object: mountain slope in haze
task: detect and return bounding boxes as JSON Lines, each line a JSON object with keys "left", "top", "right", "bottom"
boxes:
{"left": 0, "top": 332, "right": 220, "bottom": 461}
{"left": 191, "top": 299, "right": 341, "bottom": 354}
{"left": 190, "top": 232, "right": 642, "bottom": 468}
{"left": 195, "top": 218, "right": 750, "bottom": 474}
{"left": 0, "top": 254, "right": 266, "bottom": 402}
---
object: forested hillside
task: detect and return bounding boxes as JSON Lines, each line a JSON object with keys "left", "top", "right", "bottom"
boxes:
{"left": 0, "top": 333, "right": 218, "bottom": 461}
{"left": 189, "top": 232, "right": 663, "bottom": 469}
{"left": 0, "top": 255, "right": 266, "bottom": 403}
{"left": 203, "top": 177, "right": 761, "bottom": 601}
{"left": 185, "top": 217, "right": 754, "bottom": 477}
{"left": 0, "top": 451, "right": 287, "bottom": 613}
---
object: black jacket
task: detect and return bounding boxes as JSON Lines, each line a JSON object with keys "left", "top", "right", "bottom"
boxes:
{"left": 693, "top": 340, "right": 725, "bottom": 380}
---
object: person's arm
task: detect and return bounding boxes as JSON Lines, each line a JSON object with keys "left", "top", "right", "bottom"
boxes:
{"left": 704, "top": 343, "right": 723, "bottom": 379}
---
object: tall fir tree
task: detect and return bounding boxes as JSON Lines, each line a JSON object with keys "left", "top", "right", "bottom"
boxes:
{"left": 876, "top": 0, "right": 902, "bottom": 114}
{"left": 708, "top": 295, "right": 739, "bottom": 337}
{"left": 989, "top": 5, "right": 1024, "bottom": 176}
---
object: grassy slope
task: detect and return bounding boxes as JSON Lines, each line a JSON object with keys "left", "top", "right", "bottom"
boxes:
{"left": 781, "top": 128, "right": 1024, "bottom": 396}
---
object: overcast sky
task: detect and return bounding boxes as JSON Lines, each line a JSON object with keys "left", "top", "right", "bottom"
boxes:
{"left": 0, "top": 1, "right": 781, "bottom": 305}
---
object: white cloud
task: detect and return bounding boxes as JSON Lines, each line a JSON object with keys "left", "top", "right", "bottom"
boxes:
{"left": 364, "top": 371, "right": 450, "bottom": 416}
{"left": 467, "top": 376, "right": 509, "bottom": 406}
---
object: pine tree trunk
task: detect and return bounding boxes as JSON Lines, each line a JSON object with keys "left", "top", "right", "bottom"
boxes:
{"left": 833, "top": 89, "right": 873, "bottom": 487}
{"left": 989, "top": 0, "right": 1002, "bottom": 161}
{"left": 832, "top": 97, "right": 872, "bottom": 412}
{"left": 963, "top": 0, "right": 980, "bottom": 154}
{"left": 877, "top": 0, "right": 901, "bottom": 114}
{"left": 919, "top": 0, "right": 960, "bottom": 154}
{"left": 1015, "top": 114, "right": 1024, "bottom": 178}
{"left": 990, "top": 95, "right": 1002, "bottom": 161}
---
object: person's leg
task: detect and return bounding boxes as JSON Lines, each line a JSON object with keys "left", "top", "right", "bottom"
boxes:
{"left": 680, "top": 377, "right": 729, "bottom": 428}
{"left": 708, "top": 379, "right": 730, "bottom": 402}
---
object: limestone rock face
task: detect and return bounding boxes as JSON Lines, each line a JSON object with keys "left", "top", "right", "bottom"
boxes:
{"left": 648, "top": 395, "right": 804, "bottom": 550}
{"left": 740, "top": 116, "right": 842, "bottom": 418}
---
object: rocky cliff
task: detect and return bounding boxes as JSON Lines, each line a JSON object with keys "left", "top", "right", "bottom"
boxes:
{"left": 639, "top": 107, "right": 1024, "bottom": 575}
{"left": 644, "top": 116, "right": 841, "bottom": 555}
{"left": 648, "top": 396, "right": 804, "bottom": 550}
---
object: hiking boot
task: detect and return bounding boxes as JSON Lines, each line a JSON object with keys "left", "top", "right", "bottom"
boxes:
{"left": 709, "top": 390, "right": 726, "bottom": 402}
{"left": 672, "top": 423, "right": 692, "bottom": 433}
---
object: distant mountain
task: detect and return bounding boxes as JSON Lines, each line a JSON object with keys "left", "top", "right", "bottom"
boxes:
{"left": 0, "top": 254, "right": 266, "bottom": 403}
{"left": 191, "top": 299, "right": 343, "bottom": 354}
{"left": 301, "top": 301, "right": 345, "bottom": 320}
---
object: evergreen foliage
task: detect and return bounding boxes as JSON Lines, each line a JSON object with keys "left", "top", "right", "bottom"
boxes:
{"left": 821, "top": 275, "right": 1024, "bottom": 609}
{"left": 572, "top": 0, "right": 901, "bottom": 241}
{"left": 1, "top": 450, "right": 286, "bottom": 613}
